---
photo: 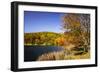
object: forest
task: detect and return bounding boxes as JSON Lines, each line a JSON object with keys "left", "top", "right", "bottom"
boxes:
{"left": 24, "top": 32, "right": 64, "bottom": 46}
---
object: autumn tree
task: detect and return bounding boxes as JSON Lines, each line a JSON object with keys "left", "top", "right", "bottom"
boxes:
{"left": 79, "top": 14, "right": 90, "bottom": 50}
{"left": 55, "top": 37, "right": 66, "bottom": 46}
{"left": 62, "top": 13, "right": 90, "bottom": 51}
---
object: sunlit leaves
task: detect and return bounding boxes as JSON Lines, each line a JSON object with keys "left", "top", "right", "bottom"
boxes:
{"left": 62, "top": 13, "right": 90, "bottom": 51}
{"left": 55, "top": 37, "right": 66, "bottom": 46}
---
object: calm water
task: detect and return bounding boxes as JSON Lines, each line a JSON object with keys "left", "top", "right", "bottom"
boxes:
{"left": 24, "top": 46, "right": 63, "bottom": 62}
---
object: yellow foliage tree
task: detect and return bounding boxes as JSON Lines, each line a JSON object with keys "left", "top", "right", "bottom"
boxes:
{"left": 62, "top": 13, "right": 90, "bottom": 51}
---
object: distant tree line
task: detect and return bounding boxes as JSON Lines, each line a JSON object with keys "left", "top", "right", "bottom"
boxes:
{"left": 24, "top": 32, "right": 65, "bottom": 46}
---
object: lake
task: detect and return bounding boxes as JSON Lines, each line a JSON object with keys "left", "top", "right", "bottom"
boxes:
{"left": 24, "top": 46, "right": 63, "bottom": 62}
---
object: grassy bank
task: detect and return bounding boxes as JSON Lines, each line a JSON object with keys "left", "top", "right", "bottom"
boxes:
{"left": 37, "top": 49, "right": 90, "bottom": 61}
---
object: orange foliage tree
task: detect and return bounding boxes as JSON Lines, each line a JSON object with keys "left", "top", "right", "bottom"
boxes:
{"left": 55, "top": 37, "right": 66, "bottom": 46}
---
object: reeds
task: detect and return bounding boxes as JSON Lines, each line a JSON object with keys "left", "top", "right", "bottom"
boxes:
{"left": 37, "top": 50, "right": 90, "bottom": 61}
{"left": 37, "top": 51, "right": 64, "bottom": 61}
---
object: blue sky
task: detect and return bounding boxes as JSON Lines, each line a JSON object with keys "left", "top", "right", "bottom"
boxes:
{"left": 24, "top": 11, "right": 65, "bottom": 33}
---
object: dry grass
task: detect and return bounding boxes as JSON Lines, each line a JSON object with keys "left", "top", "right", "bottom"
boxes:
{"left": 37, "top": 51, "right": 64, "bottom": 61}
{"left": 37, "top": 50, "right": 90, "bottom": 61}
{"left": 64, "top": 52, "right": 90, "bottom": 60}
